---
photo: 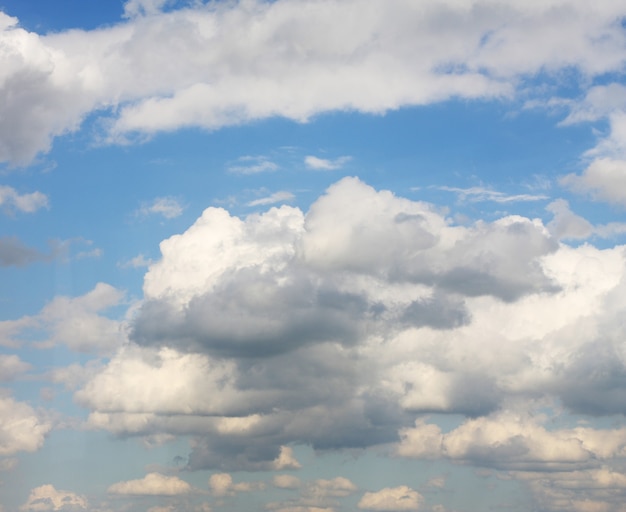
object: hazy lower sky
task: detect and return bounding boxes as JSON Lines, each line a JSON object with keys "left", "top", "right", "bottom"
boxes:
{"left": 2, "top": 1, "right": 626, "bottom": 511}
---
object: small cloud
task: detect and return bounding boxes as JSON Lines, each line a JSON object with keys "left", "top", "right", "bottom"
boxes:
{"left": 137, "top": 197, "right": 184, "bottom": 219}
{"left": 75, "top": 248, "right": 103, "bottom": 260}
{"left": 273, "top": 474, "right": 301, "bottom": 490}
{"left": 0, "top": 185, "right": 48, "bottom": 215}
{"left": 21, "top": 484, "right": 88, "bottom": 511}
{"left": 273, "top": 446, "right": 302, "bottom": 470}
{"left": 358, "top": 485, "right": 423, "bottom": 511}
{"left": 247, "top": 191, "right": 295, "bottom": 207}
{"left": 228, "top": 156, "right": 279, "bottom": 175}
{"left": 119, "top": 254, "right": 154, "bottom": 269}
{"left": 108, "top": 473, "right": 192, "bottom": 496}
{"left": 209, "top": 473, "right": 265, "bottom": 497}
{"left": 436, "top": 185, "right": 548, "bottom": 203}
{"left": 304, "top": 155, "right": 352, "bottom": 170}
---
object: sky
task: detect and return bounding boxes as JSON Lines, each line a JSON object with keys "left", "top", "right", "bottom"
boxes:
{"left": 2, "top": 0, "right": 626, "bottom": 511}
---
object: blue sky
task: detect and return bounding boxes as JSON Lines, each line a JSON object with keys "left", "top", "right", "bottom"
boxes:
{"left": 2, "top": 1, "right": 626, "bottom": 511}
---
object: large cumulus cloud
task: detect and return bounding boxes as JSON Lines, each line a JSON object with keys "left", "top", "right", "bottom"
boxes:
{"left": 71, "top": 178, "right": 626, "bottom": 483}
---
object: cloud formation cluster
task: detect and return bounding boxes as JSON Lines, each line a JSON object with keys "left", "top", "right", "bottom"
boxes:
{"left": 1, "top": 0, "right": 626, "bottom": 165}
{"left": 64, "top": 175, "right": 626, "bottom": 512}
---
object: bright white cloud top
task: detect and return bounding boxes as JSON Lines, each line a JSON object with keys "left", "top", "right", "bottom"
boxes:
{"left": 2, "top": 1, "right": 626, "bottom": 511}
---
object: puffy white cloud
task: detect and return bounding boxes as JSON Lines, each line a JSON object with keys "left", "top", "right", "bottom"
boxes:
{"left": 273, "top": 446, "right": 302, "bottom": 470}
{"left": 20, "top": 484, "right": 87, "bottom": 511}
{"left": 209, "top": 472, "right": 265, "bottom": 497}
{"left": 72, "top": 178, "right": 626, "bottom": 474}
{"left": 35, "top": 283, "right": 126, "bottom": 353}
{"left": 562, "top": 157, "right": 626, "bottom": 206}
{"left": 397, "top": 410, "right": 626, "bottom": 471}
{"left": 306, "top": 477, "right": 357, "bottom": 499}
{"left": 0, "top": 0, "right": 625, "bottom": 164}
{"left": 358, "top": 486, "right": 423, "bottom": 511}
{"left": 546, "top": 199, "right": 594, "bottom": 240}
{"left": 107, "top": 472, "right": 192, "bottom": 496}
{"left": 0, "top": 395, "right": 51, "bottom": 456}
{"left": 137, "top": 197, "right": 184, "bottom": 219}
{"left": 0, "top": 185, "right": 48, "bottom": 214}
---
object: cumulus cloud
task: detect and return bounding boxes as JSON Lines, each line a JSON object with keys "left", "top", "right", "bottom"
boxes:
{"left": 209, "top": 473, "right": 265, "bottom": 497}
{"left": 304, "top": 156, "right": 351, "bottom": 171}
{"left": 20, "top": 484, "right": 87, "bottom": 511}
{"left": 561, "top": 157, "right": 626, "bottom": 206}
{"left": 71, "top": 178, "right": 626, "bottom": 476}
{"left": 397, "top": 409, "right": 626, "bottom": 471}
{"left": 0, "top": 396, "right": 51, "bottom": 456}
{"left": 108, "top": 472, "right": 192, "bottom": 496}
{"left": 0, "top": 185, "right": 48, "bottom": 214}
{"left": 0, "top": 0, "right": 625, "bottom": 164}
{"left": 358, "top": 486, "right": 423, "bottom": 511}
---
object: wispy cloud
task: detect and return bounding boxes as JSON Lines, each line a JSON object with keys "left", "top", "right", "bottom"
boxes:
{"left": 137, "top": 197, "right": 184, "bottom": 219}
{"left": 118, "top": 254, "right": 154, "bottom": 269}
{"left": 304, "top": 155, "right": 352, "bottom": 170}
{"left": 227, "top": 156, "right": 279, "bottom": 175}
{"left": 435, "top": 185, "right": 549, "bottom": 203}
{"left": 247, "top": 191, "right": 295, "bottom": 206}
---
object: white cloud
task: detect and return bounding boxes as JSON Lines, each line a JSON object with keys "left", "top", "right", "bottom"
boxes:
{"left": 0, "top": 0, "right": 625, "bottom": 164}
{"left": 273, "top": 446, "right": 302, "bottom": 470}
{"left": 20, "top": 484, "right": 88, "bottom": 511}
{"left": 515, "top": 468, "right": 626, "bottom": 512}
{"left": 209, "top": 473, "right": 265, "bottom": 497}
{"left": 304, "top": 156, "right": 351, "bottom": 171}
{"left": 397, "top": 409, "right": 626, "bottom": 471}
{"left": 138, "top": 197, "right": 184, "bottom": 219}
{"left": 227, "top": 156, "right": 279, "bottom": 175}
{"left": 247, "top": 191, "right": 295, "bottom": 207}
{"left": 561, "top": 157, "right": 626, "bottom": 206}
{"left": 562, "top": 83, "right": 626, "bottom": 125}
{"left": 0, "top": 354, "right": 31, "bottom": 381}
{"left": 118, "top": 253, "right": 154, "bottom": 269}
{"left": 358, "top": 486, "right": 423, "bottom": 511}
{"left": 436, "top": 185, "right": 549, "bottom": 203}
{"left": 274, "top": 475, "right": 302, "bottom": 490}
{"left": 0, "top": 186, "right": 48, "bottom": 213}
{"left": 108, "top": 472, "right": 192, "bottom": 496}
{"left": 546, "top": 199, "right": 594, "bottom": 240}
{"left": 0, "top": 396, "right": 51, "bottom": 456}
{"left": 71, "top": 178, "right": 626, "bottom": 475}
{"left": 35, "top": 283, "right": 127, "bottom": 353}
